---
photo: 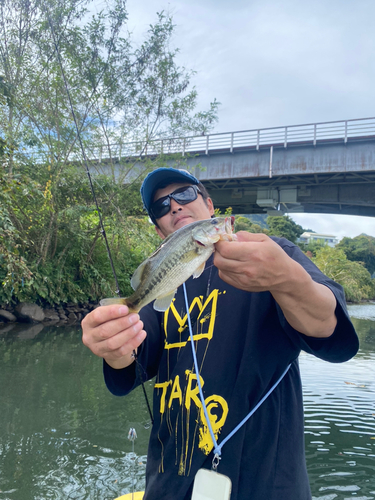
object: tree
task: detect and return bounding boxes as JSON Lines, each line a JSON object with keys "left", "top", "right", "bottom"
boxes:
{"left": 266, "top": 215, "right": 304, "bottom": 243}
{"left": 337, "top": 235, "right": 375, "bottom": 275}
{"left": 312, "top": 246, "right": 375, "bottom": 302}
{"left": 0, "top": 76, "right": 11, "bottom": 157}
{"left": 234, "top": 216, "right": 267, "bottom": 234}
{"left": 0, "top": 0, "right": 219, "bottom": 305}
{"left": 298, "top": 240, "right": 326, "bottom": 257}
{"left": 1, "top": 0, "right": 219, "bottom": 163}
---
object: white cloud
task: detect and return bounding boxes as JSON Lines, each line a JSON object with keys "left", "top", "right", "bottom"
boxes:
{"left": 122, "top": 0, "right": 375, "bottom": 130}
{"left": 106, "top": 0, "right": 375, "bottom": 238}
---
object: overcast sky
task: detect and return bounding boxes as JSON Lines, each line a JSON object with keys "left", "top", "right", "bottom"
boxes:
{"left": 117, "top": 0, "right": 375, "bottom": 238}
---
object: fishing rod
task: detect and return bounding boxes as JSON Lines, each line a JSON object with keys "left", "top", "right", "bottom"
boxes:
{"left": 45, "top": 6, "right": 153, "bottom": 424}
{"left": 45, "top": 11, "right": 120, "bottom": 296}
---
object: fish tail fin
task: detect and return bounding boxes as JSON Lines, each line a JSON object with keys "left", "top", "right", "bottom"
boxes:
{"left": 99, "top": 297, "right": 128, "bottom": 307}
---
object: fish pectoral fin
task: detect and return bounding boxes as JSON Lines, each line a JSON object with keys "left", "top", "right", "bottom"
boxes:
{"left": 153, "top": 290, "right": 177, "bottom": 312}
{"left": 99, "top": 298, "right": 128, "bottom": 306}
{"left": 192, "top": 262, "right": 206, "bottom": 279}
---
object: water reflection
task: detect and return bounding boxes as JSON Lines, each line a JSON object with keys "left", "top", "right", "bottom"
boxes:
{"left": 0, "top": 307, "right": 374, "bottom": 500}
{"left": 301, "top": 305, "right": 375, "bottom": 500}
{"left": 0, "top": 326, "right": 152, "bottom": 499}
{"left": 347, "top": 303, "right": 375, "bottom": 321}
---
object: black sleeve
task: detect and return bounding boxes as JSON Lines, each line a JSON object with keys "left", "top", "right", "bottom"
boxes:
{"left": 103, "top": 303, "right": 165, "bottom": 396}
{"left": 272, "top": 237, "right": 359, "bottom": 363}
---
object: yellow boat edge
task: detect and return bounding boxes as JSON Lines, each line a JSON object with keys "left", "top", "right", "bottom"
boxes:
{"left": 114, "top": 492, "right": 144, "bottom": 500}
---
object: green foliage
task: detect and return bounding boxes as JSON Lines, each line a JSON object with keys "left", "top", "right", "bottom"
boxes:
{"left": 234, "top": 216, "right": 267, "bottom": 234}
{"left": 266, "top": 215, "right": 304, "bottom": 243}
{"left": 0, "top": 0, "right": 219, "bottom": 174}
{"left": 0, "top": 0, "right": 218, "bottom": 306}
{"left": 213, "top": 212, "right": 268, "bottom": 234}
{"left": 214, "top": 206, "right": 233, "bottom": 217}
{"left": 0, "top": 204, "right": 160, "bottom": 305}
{"left": 247, "top": 214, "right": 269, "bottom": 229}
{"left": 297, "top": 240, "right": 326, "bottom": 257}
{"left": 0, "top": 137, "right": 6, "bottom": 156}
{"left": 312, "top": 246, "right": 375, "bottom": 302}
{"left": 337, "top": 235, "right": 375, "bottom": 275}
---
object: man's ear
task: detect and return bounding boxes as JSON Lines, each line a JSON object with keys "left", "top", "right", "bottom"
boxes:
{"left": 155, "top": 225, "right": 166, "bottom": 240}
{"left": 207, "top": 197, "right": 215, "bottom": 217}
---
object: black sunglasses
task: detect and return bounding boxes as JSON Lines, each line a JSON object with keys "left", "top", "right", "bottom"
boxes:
{"left": 150, "top": 185, "right": 202, "bottom": 220}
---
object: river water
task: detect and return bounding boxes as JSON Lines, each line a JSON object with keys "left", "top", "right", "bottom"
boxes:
{"left": 0, "top": 304, "right": 374, "bottom": 500}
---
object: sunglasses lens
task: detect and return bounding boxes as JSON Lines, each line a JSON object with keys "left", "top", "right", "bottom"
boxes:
{"left": 151, "top": 198, "right": 171, "bottom": 219}
{"left": 173, "top": 186, "right": 197, "bottom": 203}
{"left": 150, "top": 186, "right": 199, "bottom": 220}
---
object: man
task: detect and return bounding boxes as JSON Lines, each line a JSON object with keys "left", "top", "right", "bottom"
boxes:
{"left": 82, "top": 167, "right": 358, "bottom": 500}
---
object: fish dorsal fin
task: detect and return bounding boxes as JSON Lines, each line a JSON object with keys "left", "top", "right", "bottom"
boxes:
{"left": 146, "top": 232, "right": 174, "bottom": 260}
{"left": 131, "top": 260, "right": 149, "bottom": 290}
{"left": 192, "top": 262, "right": 206, "bottom": 279}
{"left": 131, "top": 236, "right": 173, "bottom": 291}
{"left": 153, "top": 290, "right": 177, "bottom": 312}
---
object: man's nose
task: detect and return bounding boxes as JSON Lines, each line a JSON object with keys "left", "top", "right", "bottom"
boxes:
{"left": 170, "top": 198, "right": 183, "bottom": 214}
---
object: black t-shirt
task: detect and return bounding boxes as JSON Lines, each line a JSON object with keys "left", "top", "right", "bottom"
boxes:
{"left": 104, "top": 238, "right": 358, "bottom": 500}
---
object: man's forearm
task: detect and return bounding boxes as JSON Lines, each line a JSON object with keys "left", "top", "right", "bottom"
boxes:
{"left": 271, "top": 261, "right": 337, "bottom": 338}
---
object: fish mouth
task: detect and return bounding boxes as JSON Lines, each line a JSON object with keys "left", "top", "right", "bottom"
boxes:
{"left": 226, "top": 216, "right": 235, "bottom": 232}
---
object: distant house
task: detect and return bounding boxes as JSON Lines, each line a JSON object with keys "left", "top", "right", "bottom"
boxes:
{"left": 298, "top": 232, "right": 339, "bottom": 247}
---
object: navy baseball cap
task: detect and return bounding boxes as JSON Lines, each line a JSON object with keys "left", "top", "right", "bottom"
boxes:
{"left": 140, "top": 167, "right": 200, "bottom": 216}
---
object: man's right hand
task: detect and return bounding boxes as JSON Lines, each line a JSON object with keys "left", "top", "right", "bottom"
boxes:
{"left": 81, "top": 305, "right": 146, "bottom": 370}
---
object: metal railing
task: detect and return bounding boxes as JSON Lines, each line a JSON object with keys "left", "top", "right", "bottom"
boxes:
{"left": 22, "top": 117, "right": 375, "bottom": 162}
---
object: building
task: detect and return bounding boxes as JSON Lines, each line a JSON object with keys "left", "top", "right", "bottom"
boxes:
{"left": 298, "top": 232, "right": 339, "bottom": 247}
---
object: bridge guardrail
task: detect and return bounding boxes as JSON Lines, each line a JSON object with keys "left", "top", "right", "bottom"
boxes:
{"left": 22, "top": 117, "right": 375, "bottom": 162}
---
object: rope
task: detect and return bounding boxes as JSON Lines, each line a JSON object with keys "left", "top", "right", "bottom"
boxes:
{"left": 182, "top": 282, "right": 291, "bottom": 463}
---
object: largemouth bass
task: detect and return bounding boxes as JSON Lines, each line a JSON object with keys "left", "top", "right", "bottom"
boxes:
{"left": 100, "top": 217, "right": 235, "bottom": 313}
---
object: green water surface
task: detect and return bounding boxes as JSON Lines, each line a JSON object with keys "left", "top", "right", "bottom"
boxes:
{"left": 0, "top": 304, "right": 374, "bottom": 500}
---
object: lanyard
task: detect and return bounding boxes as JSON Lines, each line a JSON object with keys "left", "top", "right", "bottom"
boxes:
{"left": 182, "top": 282, "right": 291, "bottom": 469}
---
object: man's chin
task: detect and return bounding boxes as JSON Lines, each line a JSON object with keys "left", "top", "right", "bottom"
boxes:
{"left": 174, "top": 217, "right": 193, "bottom": 229}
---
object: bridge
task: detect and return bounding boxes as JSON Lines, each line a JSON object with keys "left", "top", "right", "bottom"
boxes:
{"left": 90, "top": 117, "right": 375, "bottom": 217}
{"left": 57, "top": 117, "right": 375, "bottom": 217}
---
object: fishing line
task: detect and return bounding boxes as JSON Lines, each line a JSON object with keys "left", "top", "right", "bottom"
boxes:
{"left": 89, "top": 169, "right": 147, "bottom": 222}
{"left": 45, "top": 5, "right": 153, "bottom": 424}
{"left": 45, "top": 9, "right": 121, "bottom": 295}
{"left": 39, "top": 3, "right": 160, "bottom": 214}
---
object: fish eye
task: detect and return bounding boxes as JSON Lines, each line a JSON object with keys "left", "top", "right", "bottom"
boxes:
{"left": 211, "top": 219, "right": 218, "bottom": 225}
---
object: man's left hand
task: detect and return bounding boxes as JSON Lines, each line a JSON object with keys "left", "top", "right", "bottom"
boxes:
{"left": 214, "top": 231, "right": 337, "bottom": 338}
{"left": 214, "top": 231, "right": 296, "bottom": 294}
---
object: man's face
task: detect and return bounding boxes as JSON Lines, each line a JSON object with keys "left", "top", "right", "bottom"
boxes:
{"left": 152, "top": 182, "right": 215, "bottom": 239}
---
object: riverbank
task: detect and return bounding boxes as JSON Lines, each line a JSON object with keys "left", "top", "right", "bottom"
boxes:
{"left": 1, "top": 298, "right": 374, "bottom": 326}
{"left": 0, "top": 301, "right": 97, "bottom": 330}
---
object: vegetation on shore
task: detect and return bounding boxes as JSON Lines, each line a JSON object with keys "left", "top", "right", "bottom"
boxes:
{"left": 232, "top": 215, "right": 375, "bottom": 303}
{"left": 0, "top": 0, "right": 218, "bottom": 306}
{"left": 1, "top": 160, "right": 374, "bottom": 306}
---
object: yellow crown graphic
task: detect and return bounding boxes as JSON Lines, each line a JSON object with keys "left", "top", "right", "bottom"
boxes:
{"left": 163, "top": 288, "right": 222, "bottom": 350}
